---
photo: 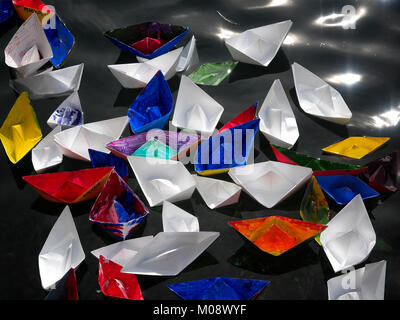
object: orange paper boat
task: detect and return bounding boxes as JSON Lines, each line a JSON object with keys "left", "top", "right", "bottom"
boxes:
{"left": 23, "top": 167, "right": 114, "bottom": 203}
{"left": 229, "top": 216, "right": 327, "bottom": 256}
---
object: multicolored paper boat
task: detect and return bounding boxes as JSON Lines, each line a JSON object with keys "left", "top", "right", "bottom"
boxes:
{"left": 104, "top": 21, "right": 188, "bottom": 59}
{"left": 88, "top": 149, "right": 128, "bottom": 180}
{"left": 168, "top": 277, "right": 270, "bottom": 300}
{"left": 132, "top": 138, "right": 177, "bottom": 160}
{"left": 89, "top": 171, "right": 148, "bottom": 240}
{"left": 45, "top": 268, "right": 79, "bottom": 300}
{"left": 229, "top": 216, "right": 327, "bottom": 256}
{"left": 23, "top": 166, "right": 114, "bottom": 203}
{"left": 47, "top": 91, "right": 84, "bottom": 129}
{"left": 12, "top": 0, "right": 54, "bottom": 25}
{"left": 218, "top": 103, "right": 257, "bottom": 133}
{"left": 128, "top": 71, "right": 173, "bottom": 133}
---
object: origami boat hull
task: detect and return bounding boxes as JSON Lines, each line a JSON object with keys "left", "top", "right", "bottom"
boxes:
{"left": 32, "top": 126, "right": 63, "bottom": 173}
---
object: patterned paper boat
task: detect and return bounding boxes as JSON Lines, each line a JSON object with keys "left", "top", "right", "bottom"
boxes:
{"left": 162, "top": 201, "right": 199, "bottom": 232}
{"left": 45, "top": 268, "right": 79, "bottom": 300}
{"left": 320, "top": 194, "right": 376, "bottom": 272}
{"left": 12, "top": 0, "right": 54, "bottom": 25}
{"left": 259, "top": 79, "right": 299, "bottom": 149}
{"left": 229, "top": 216, "right": 327, "bottom": 256}
{"left": 23, "top": 166, "right": 114, "bottom": 203}
{"left": 47, "top": 91, "right": 84, "bottom": 129}
{"left": 176, "top": 35, "right": 199, "bottom": 75}
{"left": 218, "top": 103, "right": 257, "bottom": 133}
{"left": 168, "top": 278, "right": 270, "bottom": 300}
{"left": 89, "top": 171, "right": 148, "bottom": 240}
{"left": 104, "top": 21, "right": 188, "bottom": 59}
{"left": 228, "top": 161, "right": 312, "bottom": 208}
{"left": 292, "top": 62, "right": 352, "bottom": 124}
{"left": 271, "top": 144, "right": 367, "bottom": 176}
{"left": 98, "top": 256, "right": 143, "bottom": 300}
{"left": 188, "top": 61, "right": 238, "bottom": 86}
{"left": 194, "top": 119, "right": 260, "bottom": 176}
{"left": 315, "top": 174, "right": 379, "bottom": 205}
{"left": 322, "top": 137, "right": 391, "bottom": 159}
{"left": 0, "top": 91, "right": 42, "bottom": 164}
{"left": 132, "top": 138, "right": 177, "bottom": 160}
{"left": 88, "top": 149, "right": 128, "bottom": 180}
{"left": 225, "top": 20, "right": 292, "bottom": 67}
{"left": 172, "top": 75, "right": 224, "bottom": 136}
{"left": 32, "top": 126, "right": 63, "bottom": 173}
{"left": 108, "top": 47, "right": 182, "bottom": 88}
{"left": 128, "top": 71, "right": 173, "bottom": 133}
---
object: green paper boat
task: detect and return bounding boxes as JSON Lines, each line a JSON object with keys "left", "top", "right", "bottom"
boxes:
{"left": 188, "top": 61, "right": 238, "bottom": 86}
{"left": 132, "top": 138, "right": 178, "bottom": 159}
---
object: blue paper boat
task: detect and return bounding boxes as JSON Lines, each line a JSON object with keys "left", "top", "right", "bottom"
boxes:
{"left": 194, "top": 119, "right": 260, "bottom": 175}
{"left": 44, "top": 14, "right": 75, "bottom": 68}
{"left": 45, "top": 268, "right": 78, "bottom": 300}
{"left": 0, "top": 0, "right": 14, "bottom": 24}
{"left": 88, "top": 149, "right": 128, "bottom": 180}
{"left": 168, "top": 277, "right": 270, "bottom": 300}
{"left": 104, "top": 21, "right": 188, "bottom": 59}
{"left": 315, "top": 174, "right": 380, "bottom": 205}
{"left": 128, "top": 71, "right": 173, "bottom": 133}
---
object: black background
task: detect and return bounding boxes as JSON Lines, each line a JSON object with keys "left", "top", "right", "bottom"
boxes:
{"left": 0, "top": 0, "right": 399, "bottom": 300}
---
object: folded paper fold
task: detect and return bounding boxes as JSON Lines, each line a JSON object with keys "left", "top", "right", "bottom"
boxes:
{"left": 32, "top": 126, "right": 63, "bottom": 173}
{"left": 47, "top": 91, "right": 84, "bottom": 129}
{"left": 162, "top": 201, "right": 199, "bottom": 232}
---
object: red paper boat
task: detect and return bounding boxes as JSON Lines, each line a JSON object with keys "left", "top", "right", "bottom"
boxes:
{"left": 23, "top": 167, "right": 114, "bottom": 203}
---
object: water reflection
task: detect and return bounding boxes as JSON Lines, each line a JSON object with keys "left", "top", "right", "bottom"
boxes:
{"left": 216, "top": 27, "right": 239, "bottom": 40}
{"left": 327, "top": 72, "right": 362, "bottom": 86}
{"left": 371, "top": 106, "right": 400, "bottom": 128}
{"left": 247, "top": 0, "right": 291, "bottom": 10}
{"left": 315, "top": 7, "right": 367, "bottom": 28}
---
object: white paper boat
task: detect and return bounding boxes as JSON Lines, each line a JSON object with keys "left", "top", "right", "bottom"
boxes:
{"left": 127, "top": 156, "right": 196, "bottom": 207}
{"left": 320, "top": 194, "right": 376, "bottom": 272}
{"left": 32, "top": 126, "right": 63, "bottom": 173}
{"left": 193, "top": 174, "right": 241, "bottom": 209}
{"left": 259, "top": 79, "right": 299, "bottom": 149}
{"left": 38, "top": 206, "right": 85, "bottom": 290}
{"left": 224, "top": 20, "right": 292, "bottom": 67}
{"left": 162, "top": 201, "right": 199, "bottom": 232}
{"left": 121, "top": 231, "right": 219, "bottom": 276}
{"left": 327, "top": 260, "right": 386, "bottom": 300}
{"left": 292, "top": 62, "right": 352, "bottom": 124}
{"left": 172, "top": 75, "right": 224, "bottom": 136}
{"left": 53, "top": 116, "right": 129, "bottom": 161}
{"left": 5, "top": 14, "right": 53, "bottom": 78}
{"left": 108, "top": 47, "right": 183, "bottom": 88}
{"left": 91, "top": 236, "right": 154, "bottom": 268}
{"left": 10, "top": 63, "right": 84, "bottom": 100}
{"left": 228, "top": 161, "right": 312, "bottom": 208}
{"left": 176, "top": 35, "right": 199, "bottom": 74}
{"left": 47, "top": 92, "right": 84, "bottom": 129}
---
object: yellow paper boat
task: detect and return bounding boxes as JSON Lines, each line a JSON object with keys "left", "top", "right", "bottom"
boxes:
{"left": 0, "top": 92, "right": 42, "bottom": 164}
{"left": 322, "top": 137, "right": 390, "bottom": 159}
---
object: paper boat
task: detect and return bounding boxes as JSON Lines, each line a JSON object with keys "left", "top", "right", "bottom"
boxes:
{"left": 23, "top": 167, "right": 114, "bottom": 203}
{"left": 89, "top": 170, "right": 149, "bottom": 240}
{"left": 292, "top": 62, "right": 352, "bottom": 124}
{"left": 44, "top": 14, "right": 75, "bottom": 68}
{"left": 271, "top": 144, "right": 367, "bottom": 176}
{"left": 322, "top": 137, "right": 391, "bottom": 159}
{"left": 39, "top": 206, "right": 85, "bottom": 290}
{"left": 188, "top": 61, "right": 238, "bottom": 86}
{"left": 194, "top": 119, "right": 260, "bottom": 176}
{"left": 172, "top": 75, "right": 224, "bottom": 136}
{"left": 5, "top": 13, "right": 53, "bottom": 78}
{"left": 0, "top": 0, "right": 14, "bottom": 24}
{"left": 176, "top": 35, "right": 199, "bottom": 74}
{"left": 327, "top": 260, "right": 386, "bottom": 300}
{"left": 300, "top": 176, "right": 330, "bottom": 245}
{"left": 218, "top": 103, "right": 257, "bottom": 133}
{"left": 127, "top": 156, "right": 196, "bottom": 207}
{"left": 132, "top": 138, "right": 177, "bottom": 160}
{"left": 104, "top": 21, "right": 188, "bottom": 59}
{"left": 106, "top": 129, "right": 201, "bottom": 161}
{"left": 53, "top": 115, "right": 128, "bottom": 161}
{"left": 228, "top": 161, "right": 313, "bottom": 208}
{"left": 91, "top": 236, "right": 154, "bottom": 268}
{"left": 10, "top": 63, "right": 84, "bottom": 99}
{"left": 98, "top": 256, "right": 143, "bottom": 300}
{"left": 259, "top": 79, "right": 299, "bottom": 149}
{"left": 121, "top": 231, "right": 219, "bottom": 276}
{"left": 88, "top": 149, "right": 128, "bottom": 180}
{"left": 225, "top": 20, "right": 292, "bottom": 67}
{"left": 45, "top": 268, "right": 79, "bottom": 300}
{"left": 229, "top": 216, "right": 327, "bottom": 256}
{"left": 320, "top": 194, "right": 376, "bottom": 272}
{"left": 108, "top": 47, "right": 182, "bottom": 89}
{"left": 47, "top": 92, "right": 84, "bottom": 129}
{"left": 0, "top": 91, "right": 42, "bottom": 164}
{"left": 193, "top": 175, "right": 241, "bottom": 209}
{"left": 12, "top": 0, "right": 54, "bottom": 25}
{"left": 162, "top": 201, "right": 199, "bottom": 232}
{"left": 360, "top": 151, "right": 398, "bottom": 193}
{"left": 168, "top": 278, "right": 270, "bottom": 300}
{"left": 315, "top": 174, "right": 380, "bottom": 205}
{"left": 128, "top": 71, "right": 173, "bottom": 133}
{"left": 32, "top": 126, "right": 63, "bottom": 173}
